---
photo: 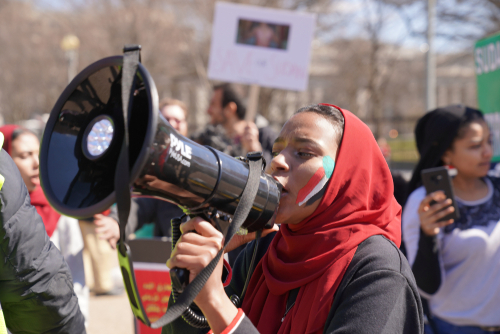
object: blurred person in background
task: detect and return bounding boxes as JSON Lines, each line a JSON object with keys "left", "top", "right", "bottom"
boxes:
{"left": 201, "top": 83, "right": 276, "bottom": 165}
{"left": 402, "top": 105, "right": 500, "bottom": 333}
{"left": 79, "top": 211, "right": 123, "bottom": 296}
{"left": 161, "top": 98, "right": 188, "bottom": 137}
{"left": 0, "top": 132, "right": 85, "bottom": 333}
{"left": 195, "top": 83, "right": 277, "bottom": 266}
{"left": 0, "top": 125, "right": 89, "bottom": 325}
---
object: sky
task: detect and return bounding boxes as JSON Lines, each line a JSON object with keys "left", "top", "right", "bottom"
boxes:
{"left": 32, "top": 0, "right": 492, "bottom": 55}
{"left": 321, "top": 0, "right": 490, "bottom": 54}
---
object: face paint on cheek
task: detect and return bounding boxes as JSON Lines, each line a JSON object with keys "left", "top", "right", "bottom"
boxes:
{"left": 296, "top": 156, "right": 335, "bottom": 206}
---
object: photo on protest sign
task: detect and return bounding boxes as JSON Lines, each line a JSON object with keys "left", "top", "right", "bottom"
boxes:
{"left": 236, "top": 19, "right": 290, "bottom": 50}
{"left": 208, "top": 2, "right": 316, "bottom": 91}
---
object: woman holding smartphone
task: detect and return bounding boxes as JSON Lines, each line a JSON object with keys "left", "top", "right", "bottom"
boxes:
{"left": 402, "top": 105, "right": 500, "bottom": 333}
{"left": 164, "top": 104, "right": 423, "bottom": 334}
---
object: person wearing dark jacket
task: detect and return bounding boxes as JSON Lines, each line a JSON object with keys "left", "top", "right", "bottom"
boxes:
{"left": 203, "top": 83, "right": 277, "bottom": 165}
{"left": 164, "top": 104, "right": 424, "bottom": 334}
{"left": 0, "top": 142, "right": 85, "bottom": 333}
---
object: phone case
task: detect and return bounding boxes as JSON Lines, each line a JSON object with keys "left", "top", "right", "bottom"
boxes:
{"left": 421, "top": 166, "right": 460, "bottom": 221}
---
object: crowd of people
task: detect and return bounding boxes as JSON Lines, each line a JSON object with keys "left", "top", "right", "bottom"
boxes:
{"left": 0, "top": 80, "right": 499, "bottom": 334}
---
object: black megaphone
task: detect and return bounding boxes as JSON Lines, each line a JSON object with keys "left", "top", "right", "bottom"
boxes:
{"left": 39, "top": 55, "right": 280, "bottom": 231}
{"left": 39, "top": 53, "right": 281, "bottom": 327}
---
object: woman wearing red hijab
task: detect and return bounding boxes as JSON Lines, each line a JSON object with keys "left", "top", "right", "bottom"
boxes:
{"left": 0, "top": 124, "right": 89, "bottom": 326}
{"left": 0, "top": 125, "right": 60, "bottom": 236}
{"left": 164, "top": 105, "right": 424, "bottom": 333}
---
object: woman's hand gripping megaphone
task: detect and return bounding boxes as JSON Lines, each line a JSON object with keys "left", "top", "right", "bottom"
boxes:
{"left": 167, "top": 216, "right": 278, "bottom": 305}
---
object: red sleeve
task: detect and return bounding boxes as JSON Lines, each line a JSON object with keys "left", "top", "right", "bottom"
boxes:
{"left": 207, "top": 308, "right": 245, "bottom": 334}
{"left": 223, "top": 259, "right": 232, "bottom": 287}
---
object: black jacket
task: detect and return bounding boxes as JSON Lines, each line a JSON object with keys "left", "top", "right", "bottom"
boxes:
{"left": 164, "top": 233, "right": 424, "bottom": 333}
{"left": 0, "top": 149, "right": 86, "bottom": 333}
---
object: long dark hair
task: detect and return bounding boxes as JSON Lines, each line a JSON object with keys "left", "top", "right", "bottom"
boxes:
{"left": 407, "top": 105, "right": 484, "bottom": 195}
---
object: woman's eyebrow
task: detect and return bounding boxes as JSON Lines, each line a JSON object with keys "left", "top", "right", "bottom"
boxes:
{"left": 274, "top": 137, "right": 319, "bottom": 145}
{"left": 293, "top": 137, "right": 319, "bottom": 145}
{"left": 274, "top": 137, "right": 324, "bottom": 151}
{"left": 273, "top": 137, "right": 285, "bottom": 145}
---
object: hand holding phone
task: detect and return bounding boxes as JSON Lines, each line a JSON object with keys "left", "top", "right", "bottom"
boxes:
{"left": 419, "top": 167, "right": 460, "bottom": 236}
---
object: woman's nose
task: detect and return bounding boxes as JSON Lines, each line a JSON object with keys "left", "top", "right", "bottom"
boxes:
{"left": 270, "top": 153, "right": 289, "bottom": 173}
{"left": 484, "top": 141, "right": 493, "bottom": 159}
{"left": 33, "top": 154, "right": 40, "bottom": 168}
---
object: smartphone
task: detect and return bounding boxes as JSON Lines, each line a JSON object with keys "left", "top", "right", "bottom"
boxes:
{"left": 421, "top": 166, "right": 460, "bottom": 221}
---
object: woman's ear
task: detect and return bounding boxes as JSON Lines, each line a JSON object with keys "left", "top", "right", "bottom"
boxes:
{"left": 223, "top": 101, "right": 238, "bottom": 119}
{"left": 441, "top": 149, "right": 452, "bottom": 166}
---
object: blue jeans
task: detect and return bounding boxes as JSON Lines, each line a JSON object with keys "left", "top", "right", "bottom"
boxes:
{"left": 425, "top": 317, "right": 500, "bottom": 334}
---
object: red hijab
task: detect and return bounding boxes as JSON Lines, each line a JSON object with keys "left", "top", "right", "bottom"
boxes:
{"left": 241, "top": 105, "right": 401, "bottom": 334}
{"left": 0, "top": 125, "right": 60, "bottom": 237}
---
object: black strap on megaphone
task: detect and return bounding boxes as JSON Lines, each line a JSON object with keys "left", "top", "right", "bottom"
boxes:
{"left": 116, "top": 45, "right": 140, "bottom": 257}
{"left": 114, "top": 45, "right": 152, "bottom": 326}
{"left": 114, "top": 44, "right": 264, "bottom": 329}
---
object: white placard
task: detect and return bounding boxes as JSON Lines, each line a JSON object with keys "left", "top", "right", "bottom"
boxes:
{"left": 208, "top": 2, "right": 316, "bottom": 91}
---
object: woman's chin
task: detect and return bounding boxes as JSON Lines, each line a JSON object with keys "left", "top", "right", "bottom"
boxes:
{"left": 26, "top": 180, "right": 39, "bottom": 192}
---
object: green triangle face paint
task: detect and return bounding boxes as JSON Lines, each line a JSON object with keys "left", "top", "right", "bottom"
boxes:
{"left": 323, "top": 156, "right": 335, "bottom": 178}
{"left": 296, "top": 156, "right": 335, "bottom": 206}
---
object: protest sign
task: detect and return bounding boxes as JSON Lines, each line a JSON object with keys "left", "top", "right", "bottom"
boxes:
{"left": 208, "top": 2, "right": 316, "bottom": 91}
{"left": 130, "top": 239, "right": 171, "bottom": 334}
{"left": 475, "top": 32, "right": 500, "bottom": 162}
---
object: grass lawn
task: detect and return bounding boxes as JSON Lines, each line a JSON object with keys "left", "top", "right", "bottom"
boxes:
{"left": 388, "top": 139, "right": 419, "bottom": 162}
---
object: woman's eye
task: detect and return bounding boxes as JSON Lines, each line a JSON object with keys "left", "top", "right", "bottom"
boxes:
{"left": 298, "top": 152, "right": 314, "bottom": 157}
{"left": 272, "top": 151, "right": 280, "bottom": 157}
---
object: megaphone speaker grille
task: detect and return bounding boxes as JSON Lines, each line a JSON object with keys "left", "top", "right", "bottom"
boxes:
{"left": 40, "top": 56, "right": 158, "bottom": 218}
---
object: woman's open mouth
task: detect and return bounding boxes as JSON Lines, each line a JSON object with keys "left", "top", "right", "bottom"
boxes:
{"left": 280, "top": 185, "right": 289, "bottom": 198}
{"left": 273, "top": 177, "right": 289, "bottom": 198}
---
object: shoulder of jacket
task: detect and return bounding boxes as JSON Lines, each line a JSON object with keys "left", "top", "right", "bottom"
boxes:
{"left": 351, "top": 235, "right": 406, "bottom": 276}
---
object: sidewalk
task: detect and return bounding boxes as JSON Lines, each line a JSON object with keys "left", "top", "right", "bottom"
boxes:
{"left": 87, "top": 293, "right": 134, "bottom": 334}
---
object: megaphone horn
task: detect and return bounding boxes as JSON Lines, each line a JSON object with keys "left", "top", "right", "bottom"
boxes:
{"left": 39, "top": 55, "right": 281, "bottom": 233}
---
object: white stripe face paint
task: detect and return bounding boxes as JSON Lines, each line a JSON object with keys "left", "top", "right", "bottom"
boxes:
{"left": 298, "top": 174, "right": 329, "bottom": 206}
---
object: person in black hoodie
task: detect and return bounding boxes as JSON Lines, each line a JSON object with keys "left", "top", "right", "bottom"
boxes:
{"left": 0, "top": 135, "right": 85, "bottom": 333}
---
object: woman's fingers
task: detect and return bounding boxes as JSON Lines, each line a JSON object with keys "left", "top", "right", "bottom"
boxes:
{"left": 419, "top": 191, "right": 446, "bottom": 212}
{"left": 168, "top": 216, "right": 224, "bottom": 280}
{"left": 435, "top": 219, "right": 454, "bottom": 228}
{"left": 419, "top": 191, "right": 456, "bottom": 236}
{"left": 421, "top": 199, "right": 453, "bottom": 221}
{"left": 174, "top": 235, "right": 222, "bottom": 258}
{"left": 180, "top": 217, "right": 223, "bottom": 239}
{"left": 420, "top": 206, "right": 455, "bottom": 236}
{"left": 225, "top": 224, "right": 279, "bottom": 253}
{"left": 167, "top": 250, "right": 219, "bottom": 272}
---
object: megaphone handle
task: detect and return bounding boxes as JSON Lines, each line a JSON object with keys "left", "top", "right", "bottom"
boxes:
{"left": 170, "top": 267, "right": 190, "bottom": 292}
{"left": 170, "top": 212, "right": 220, "bottom": 292}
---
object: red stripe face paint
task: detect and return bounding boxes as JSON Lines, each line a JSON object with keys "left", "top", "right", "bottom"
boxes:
{"left": 296, "top": 156, "right": 335, "bottom": 206}
{"left": 296, "top": 167, "right": 325, "bottom": 205}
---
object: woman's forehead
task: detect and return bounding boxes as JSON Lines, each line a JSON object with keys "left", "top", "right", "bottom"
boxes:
{"left": 280, "top": 113, "right": 333, "bottom": 139}
{"left": 12, "top": 133, "right": 39, "bottom": 150}
{"left": 459, "top": 120, "right": 489, "bottom": 141}
{"left": 276, "top": 113, "right": 338, "bottom": 150}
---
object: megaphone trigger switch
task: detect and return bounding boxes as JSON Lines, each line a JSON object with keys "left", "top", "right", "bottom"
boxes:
{"left": 170, "top": 267, "right": 189, "bottom": 293}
